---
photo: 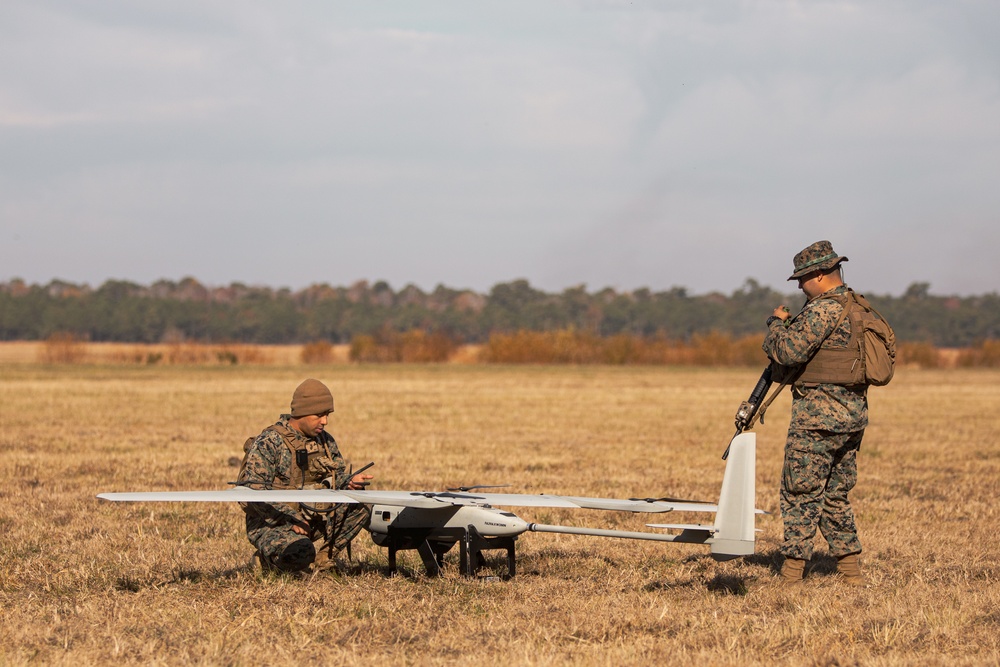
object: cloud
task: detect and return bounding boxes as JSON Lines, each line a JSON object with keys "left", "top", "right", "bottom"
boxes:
{"left": 1, "top": 1, "right": 998, "bottom": 295}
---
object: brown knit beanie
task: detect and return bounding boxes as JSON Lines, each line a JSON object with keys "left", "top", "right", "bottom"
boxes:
{"left": 290, "top": 379, "right": 334, "bottom": 417}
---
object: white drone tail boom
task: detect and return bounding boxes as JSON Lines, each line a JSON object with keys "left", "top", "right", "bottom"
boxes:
{"left": 529, "top": 432, "right": 760, "bottom": 559}
{"left": 708, "top": 431, "right": 757, "bottom": 560}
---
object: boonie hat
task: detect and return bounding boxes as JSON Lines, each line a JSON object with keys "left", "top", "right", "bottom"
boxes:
{"left": 788, "top": 240, "right": 849, "bottom": 281}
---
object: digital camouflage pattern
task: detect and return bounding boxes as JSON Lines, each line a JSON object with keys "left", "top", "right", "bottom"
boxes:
{"left": 237, "top": 415, "right": 370, "bottom": 572}
{"left": 763, "top": 285, "right": 868, "bottom": 433}
{"left": 787, "top": 239, "right": 848, "bottom": 281}
{"left": 780, "top": 429, "right": 862, "bottom": 559}
{"left": 763, "top": 284, "right": 867, "bottom": 560}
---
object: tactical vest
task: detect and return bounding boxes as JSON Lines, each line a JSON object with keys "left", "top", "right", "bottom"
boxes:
{"left": 795, "top": 292, "right": 865, "bottom": 387}
{"left": 239, "top": 422, "right": 336, "bottom": 490}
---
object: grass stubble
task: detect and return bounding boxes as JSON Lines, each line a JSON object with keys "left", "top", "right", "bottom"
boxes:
{"left": 1, "top": 364, "right": 998, "bottom": 666}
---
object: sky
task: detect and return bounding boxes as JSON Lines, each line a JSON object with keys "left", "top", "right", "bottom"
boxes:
{"left": 2, "top": 0, "right": 999, "bottom": 297}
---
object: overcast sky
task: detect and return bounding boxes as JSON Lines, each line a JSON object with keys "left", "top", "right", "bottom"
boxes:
{"left": 2, "top": 1, "right": 998, "bottom": 297}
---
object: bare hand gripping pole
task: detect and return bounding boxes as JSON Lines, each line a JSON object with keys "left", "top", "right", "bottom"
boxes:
{"left": 722, "top": 366, "right": 773, "bottom": 460}
{"left": 338, "top": 461, "right": 375, "bottom": 490}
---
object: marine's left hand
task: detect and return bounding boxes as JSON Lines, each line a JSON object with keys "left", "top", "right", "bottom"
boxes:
{"left": 346, "top": 473, "right": 373, "bottom": 490}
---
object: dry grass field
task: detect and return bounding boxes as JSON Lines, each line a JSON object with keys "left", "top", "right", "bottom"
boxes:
{"left": 1, "top": 362, "right": 998, "bottom": 665}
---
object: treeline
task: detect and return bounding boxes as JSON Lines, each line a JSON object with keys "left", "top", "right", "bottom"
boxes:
{"left": 1, "top": 277, "right": 998, "bottom": 347}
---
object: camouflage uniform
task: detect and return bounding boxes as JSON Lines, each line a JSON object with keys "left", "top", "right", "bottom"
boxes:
{"left": 763, "top": 284, "right": 867, "bottom": 560}
{"left": 237, "top": 415, "right": 371, "bottom": 572}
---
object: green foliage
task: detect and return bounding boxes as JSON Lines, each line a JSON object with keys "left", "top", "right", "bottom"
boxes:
{"left": 871, "top": 285, "right": 1000, "bottom": 348}
{"left": 1, "top": 277, "right": 997, "bottom": 347}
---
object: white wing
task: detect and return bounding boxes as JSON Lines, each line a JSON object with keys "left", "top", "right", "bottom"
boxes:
{"left": 97, "top": 487, "right": 717, "bottom": 513}
{"left": 370, "top": 490, "right": 717, "bottom": 513}
{"left": 97, "top": 487, "right": 359, "bottom": 504}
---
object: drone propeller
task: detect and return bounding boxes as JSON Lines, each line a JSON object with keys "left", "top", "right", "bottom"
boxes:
{"left": 446, "top": 484, "right": 510, "bottom": 493}
{"left": 628, "top": 495, "right": 713, "bottom": 504}
{"left": 408, "top": 490, "right": 485, "bottom": 500}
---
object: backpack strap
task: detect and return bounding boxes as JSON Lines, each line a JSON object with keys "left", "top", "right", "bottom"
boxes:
{"left": 816, "top": 290, "right": 854, "bottom": 336}
{"left": 753, "top": 290, "right": 856, "bottom": 424}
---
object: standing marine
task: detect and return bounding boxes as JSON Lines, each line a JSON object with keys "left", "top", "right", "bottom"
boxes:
{"left": 237, "top": 379, "right": 373, "bottom": 573}
{"left": 762, "top": 240, "right": 869, "bottom": 586}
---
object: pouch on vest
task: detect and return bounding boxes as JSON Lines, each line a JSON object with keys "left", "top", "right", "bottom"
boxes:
{"left": 236, "top": 435, "right": 258, "bottom": 484}
{"left": 236, "top": 427, "right": 309, "bottom": 489}
{"left": 235, "top": 428, "right": 316, "bottom": 517}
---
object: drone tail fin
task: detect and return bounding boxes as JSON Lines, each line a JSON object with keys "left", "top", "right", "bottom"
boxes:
{"left": 709, "top": 431, "right": 757, "bottom": 561}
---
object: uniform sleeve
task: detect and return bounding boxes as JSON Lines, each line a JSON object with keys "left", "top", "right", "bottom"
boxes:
{"left": 763, "top": 300, "right": 843, "bottom": 366}
{"left": 324, "top": 435, "right": 351, "bottom": 489}
{"left": 237, "top": 430, "right": 302, "bottom": 524}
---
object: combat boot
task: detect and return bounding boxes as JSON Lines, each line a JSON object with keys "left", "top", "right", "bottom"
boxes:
{"left": 311, "top": 549, "right": 340, "bottom": 573}
{"left": 836, "top": 553, "right": 867, "bottom": 587}
{"left": 249, "top": 550, "right": 273, "bottom": 573}
{"left": 779, "top": 557, "right": 806, "bottom": 585}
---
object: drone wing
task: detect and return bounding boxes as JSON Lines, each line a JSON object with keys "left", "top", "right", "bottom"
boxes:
{"left": 97, "top": 487, "right": 359, "bottom": 504}
{"left": 97, "top": 488, "right": 707, "bottom": 513}
{"left": 97, "top": 488, "right": 477, "bottom": 509}
{"left": 97, "top": 433, "right": 763, "bottom": 562}
{"left": 98, "top": 429, "right": 760, "bottom": 518}
{"left": 366, "top": 490, "right": 716, "bottom": 514}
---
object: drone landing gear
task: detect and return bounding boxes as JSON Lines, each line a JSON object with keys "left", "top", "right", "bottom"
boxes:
{"left": 460, "top": 526, "right": 516, "bottom": 578}
{"left": 383, "top": 526, "right": 517, "bottom": 578}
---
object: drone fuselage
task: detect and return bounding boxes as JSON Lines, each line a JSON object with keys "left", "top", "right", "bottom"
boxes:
{"left": 368, "top": 503, "right": 528, "bottom": 542}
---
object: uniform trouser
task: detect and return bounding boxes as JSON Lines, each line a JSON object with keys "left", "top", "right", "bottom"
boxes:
{"left": 780, "top": 428, "right": 864, "bottom": 560}
{"left": 247, "top": 504, "right": 372, "bottom": 572}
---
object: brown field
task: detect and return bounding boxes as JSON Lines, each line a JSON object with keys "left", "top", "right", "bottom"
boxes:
{"left": 1, "top": 362, "right": 998, "bottom": 665}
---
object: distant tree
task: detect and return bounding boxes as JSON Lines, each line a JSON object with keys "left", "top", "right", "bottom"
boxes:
{"left": 0, "top": 277, "right": 996, "bottom": 347}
